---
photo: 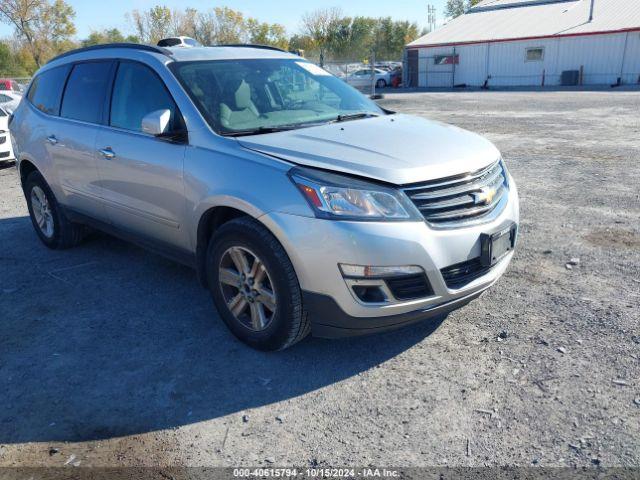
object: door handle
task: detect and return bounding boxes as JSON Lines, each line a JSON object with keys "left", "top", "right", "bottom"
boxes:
{"left": 47, "top": 135, "right": 58, "bottom": 145}
{"left": 99, "top": 147, "right": 116, "bottom": 160}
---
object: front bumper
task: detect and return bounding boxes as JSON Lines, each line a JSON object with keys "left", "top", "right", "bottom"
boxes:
{"left": 303, "top": 288, "right": 485, "bottom": 338}
{"left": 260, "top": 178, "right": 519, "bottom": 336}
{"left": 0, "top": 130, "right": 14, "bottom": 161}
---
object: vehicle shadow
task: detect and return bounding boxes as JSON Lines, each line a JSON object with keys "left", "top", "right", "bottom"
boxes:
{"left": 0, "top": 215, "right": 445, "bottom": 443}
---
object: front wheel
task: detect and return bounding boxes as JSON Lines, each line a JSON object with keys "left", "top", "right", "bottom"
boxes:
{"left": 206, "top": 217, "right": 310, "bottom": 351}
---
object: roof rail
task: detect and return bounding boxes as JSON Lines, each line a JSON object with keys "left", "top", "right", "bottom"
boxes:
{"left": 47, "top": 43, "right": 173, "bottom": 64}
{"left": 215, "top": 44, "right": 289, "bottom": 53}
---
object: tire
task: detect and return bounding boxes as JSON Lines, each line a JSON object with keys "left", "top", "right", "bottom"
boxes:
{"left": 206, "top": 217, "right": 310, "bottom": 351}
{"left": 24, "top": 170, "right": 85, "bottom": 249}
{"left": 376, "top": 79, "right": 387, "bottom": 89}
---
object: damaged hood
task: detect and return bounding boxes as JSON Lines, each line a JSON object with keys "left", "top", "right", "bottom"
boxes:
{"left": 238, "top": 114, "right": 501, "bottom": 185}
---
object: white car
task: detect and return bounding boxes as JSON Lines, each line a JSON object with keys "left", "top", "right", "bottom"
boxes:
{"left": 157, "top": 36, "right": 202, "bottom": 48}
{"left": 345, "top": 68, "right": 392, "bottom": 89}
{"left": 0, "top": 91, "right": 22, "bottom": 113}
{"left": 0, "top": 107, "right": 14, "bottom": 163}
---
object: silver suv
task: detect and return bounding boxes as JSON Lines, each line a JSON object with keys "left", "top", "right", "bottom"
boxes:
{"left": 10, "top": 43, "right": 519, "bottom": 351}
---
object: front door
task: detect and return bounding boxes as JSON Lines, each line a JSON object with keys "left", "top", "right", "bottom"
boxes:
{"left": 95, "top": 61, "right": 188, "bottom": 249}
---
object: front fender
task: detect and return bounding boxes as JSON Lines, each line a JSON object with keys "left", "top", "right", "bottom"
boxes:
{"left": 183, "top": 143, "right": 314, "bottom": 251}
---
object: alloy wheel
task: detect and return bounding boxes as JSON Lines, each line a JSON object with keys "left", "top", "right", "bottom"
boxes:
{"left": 31, "top": 186, "right": 54, "bottom": 238}
{"left": 218, "top": 246, "right": 277, "bottom": 331}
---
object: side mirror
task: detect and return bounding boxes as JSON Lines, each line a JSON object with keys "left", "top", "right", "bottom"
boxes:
{"left": 141, "top": 109, "right": 171, "bottom": 136}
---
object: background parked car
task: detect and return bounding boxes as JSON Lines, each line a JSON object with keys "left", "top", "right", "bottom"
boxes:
{"left": 0, "top": 78, "right": 23, "bottom": 93}
{"left": 157, "top": 36, "right": 202, "bottom": 48}
{"left": 0, "top": 91, "right": 22, "bottom": 112}
{"left": 345, "top": 68, "right": 392, "bottom": 89}
{"left": 0, "top": 106, "right": 15, "bottom": 163}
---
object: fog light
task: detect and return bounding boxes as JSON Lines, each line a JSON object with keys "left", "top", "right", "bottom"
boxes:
{"left": 339, "top": 264, "right": 424, "bottom": 278}
{"left": 352, "top": 285, "right": 387, "bottom": 303}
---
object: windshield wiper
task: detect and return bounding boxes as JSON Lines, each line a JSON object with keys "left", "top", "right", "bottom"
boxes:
{"left": 221, "top": 113, "right": 380, "bottom": 137}
{"left": 220, "top": 125, "right": 300, "bottom": 137}
{"left": 332, "top": 112, "right": 380, "bottom": 123}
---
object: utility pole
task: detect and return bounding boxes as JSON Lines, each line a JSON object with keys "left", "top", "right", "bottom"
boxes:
{"left": 588, "top": 0, "right": 595, "bottom": 21}
{"left": 427, "top": 4, "right": 437, "bottom": 33}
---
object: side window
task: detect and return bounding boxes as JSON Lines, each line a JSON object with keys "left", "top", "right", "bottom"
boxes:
{"left": 525, "top": 47, "right": 544, "bottom": 62}
{"left": 0, "top": 94, "right": 12, "bottom": 103}
{"left": 27, "top": 66, "right": 70, "bottom": 116}
{"left": 60, "top": 62, "right": 113, "bottom": 124}
{"left": 110, "top": 62, "right": 178, "bottom": 133}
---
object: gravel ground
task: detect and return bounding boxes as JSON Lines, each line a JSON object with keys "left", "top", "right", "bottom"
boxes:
{"left": 0, "top": 90, "right": 638, "bottom": 470}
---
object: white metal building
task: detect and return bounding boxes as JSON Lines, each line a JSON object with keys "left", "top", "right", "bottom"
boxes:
{"left": 405, "top": 0, "right": 640, "bottom": 87}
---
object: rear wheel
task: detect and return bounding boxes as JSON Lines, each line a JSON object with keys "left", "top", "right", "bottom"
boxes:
{"left": 206, "top": 217, "right": 310, "bottom": 351}
{"left": 24, "top": 170, "right": 85, "bottom": 249}
{"left": 376, "top": 79, "right": 387, "bottom": 89}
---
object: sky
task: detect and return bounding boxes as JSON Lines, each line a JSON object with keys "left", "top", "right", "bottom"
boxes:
{"left": 0, "top": 0, "right": 448, "bottom": 40}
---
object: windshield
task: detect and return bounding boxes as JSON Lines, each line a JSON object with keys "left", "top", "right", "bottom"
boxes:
{"left": 170, "top": 58, "right": 383, "bottom": 135}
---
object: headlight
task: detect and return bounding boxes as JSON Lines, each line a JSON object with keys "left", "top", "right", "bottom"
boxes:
{"left": 499, "top": 158, "right": 510, "bottom": 188}
{"left": 289, "top": 167, "right": 422, "bottom": 221}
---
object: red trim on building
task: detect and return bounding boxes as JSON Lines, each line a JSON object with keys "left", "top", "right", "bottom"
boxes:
{"left": 407, "top": 27, "right": 640, "bottom": 50}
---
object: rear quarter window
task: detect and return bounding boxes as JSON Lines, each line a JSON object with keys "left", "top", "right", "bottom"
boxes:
{"left": 27, "top": 66, "right": 70, "bottom": 116}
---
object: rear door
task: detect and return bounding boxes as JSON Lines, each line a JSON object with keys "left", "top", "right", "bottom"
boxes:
{"left": 47, "top": 61, "right": 115, "bottom": 219}
{"left": 94, "top": 60, "right": 188, "bottom": 249}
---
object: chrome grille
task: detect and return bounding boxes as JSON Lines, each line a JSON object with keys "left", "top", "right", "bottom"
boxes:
{"left": 403, "top": 160, "right": 508, "bottom": 225}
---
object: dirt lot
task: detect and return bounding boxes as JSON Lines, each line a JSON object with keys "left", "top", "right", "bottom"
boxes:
{"left": 0, "top": 90, "right": 638, "bottom": 470}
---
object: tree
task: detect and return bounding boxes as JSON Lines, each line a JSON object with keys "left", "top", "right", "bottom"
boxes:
{"left": 0, "top": 41, "right": 32, "bottom": 76}
{"left": 0, "top": 0, "right": 76, "bottom": 67}
{"left": 445, "top": 0, "right": 482, "bottom": 19}
{"left": 81, "top": 28, "right": 139, "bottom": 47}
{"left": 444, "top": 0, "right": 466, "bottom": 18}
{"left": 212, "top": 6, "right": 246, "bottom": 44}
{"left": 301, "top": 7, "right": 342, "bottom": 66}
{"left": 288, "top": 33, "right": 315, "bottom": 55}
{"left": 302, "top": 14, "right": 418, "bottom": 63}
{"left": 128, "top": 5, "right": 173, "bottom": 45}
{"left": 247, "top": 18, "right": 288, "bottom": 50}
{"left": 126, "top": 5, "right": 288, "bottom": 48}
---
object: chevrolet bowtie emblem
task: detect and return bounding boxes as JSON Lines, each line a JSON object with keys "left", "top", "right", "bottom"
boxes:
{"left": 473, "top": 187, "right": 497, "bottom": 205}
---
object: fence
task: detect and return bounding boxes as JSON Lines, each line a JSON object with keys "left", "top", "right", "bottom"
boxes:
{"left": 403, "top": 61, "right": 640, "bottom": 88}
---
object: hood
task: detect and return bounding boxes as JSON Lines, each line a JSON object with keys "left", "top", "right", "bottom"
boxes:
{"left": 238, "top": 114, "right": 501, "bottom": 185}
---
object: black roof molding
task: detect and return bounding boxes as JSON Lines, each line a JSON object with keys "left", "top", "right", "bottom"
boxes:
{"left": 215, "top": 43, "right": 289, "bottom": 53}
{"left": 47, "top": 43, "right": 173, "bottom": 64}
